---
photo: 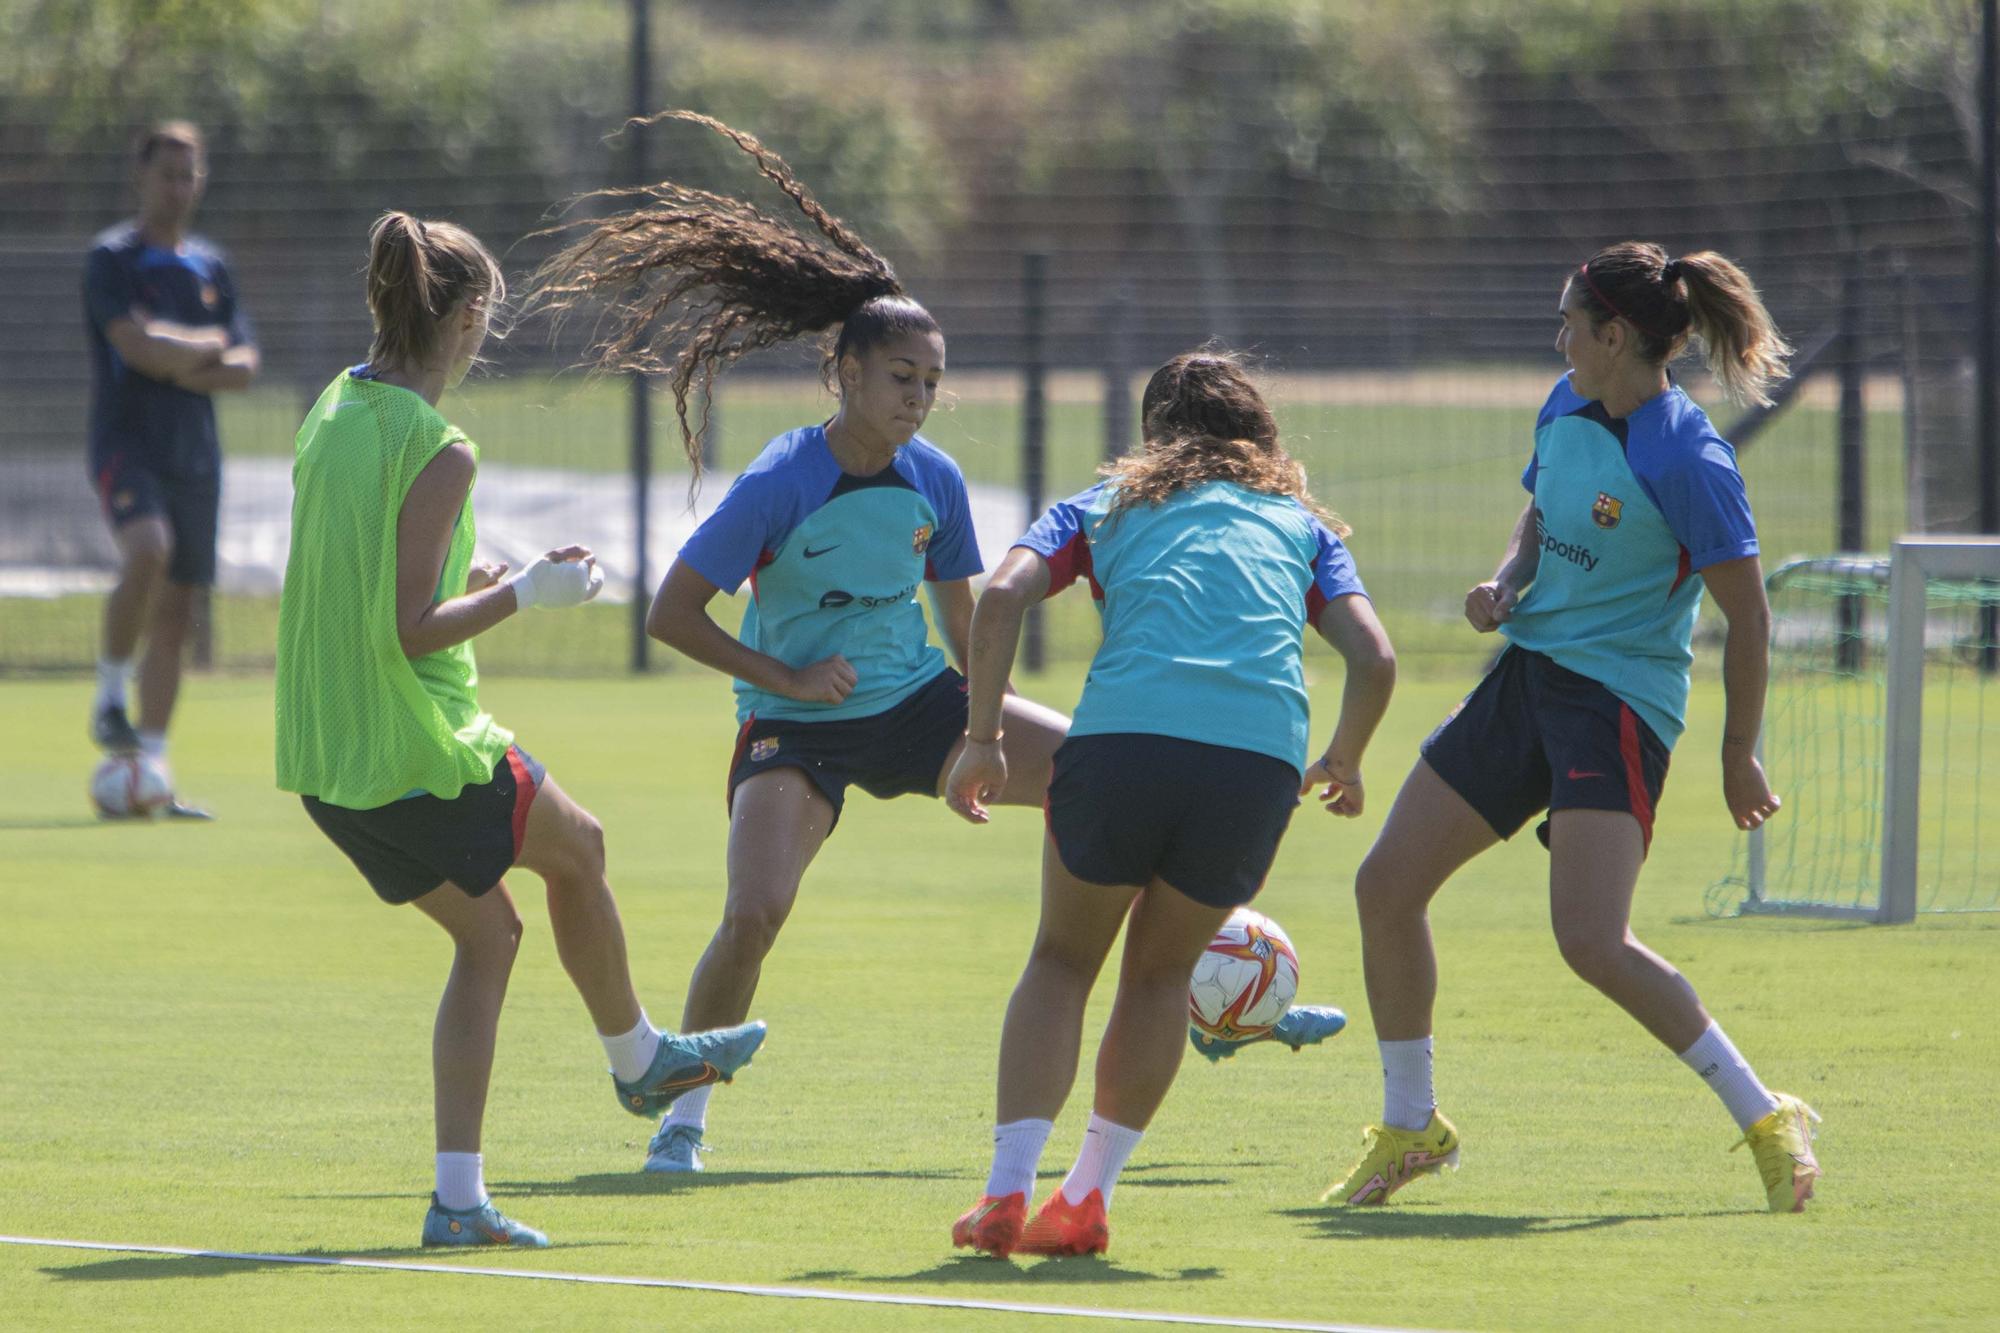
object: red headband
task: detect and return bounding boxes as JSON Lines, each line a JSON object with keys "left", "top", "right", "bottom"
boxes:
{"left": 1579, "top": 261, "right": 1674, "bottom": 339}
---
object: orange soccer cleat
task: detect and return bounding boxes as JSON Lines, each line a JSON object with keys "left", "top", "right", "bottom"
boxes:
{"left": 952, "top": 1192, "right": 1026, "bottom": 1257}
{"left": 1013, "top": 1188, "right": 1110, "bottom": 1257}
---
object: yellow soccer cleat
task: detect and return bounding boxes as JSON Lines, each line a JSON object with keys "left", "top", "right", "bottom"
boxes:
{"left": 1321, "top": 1111, "right": 1461, "bottom": 1206}
{"left": 1733, "top": 1093, "right": 1821, "bottom": 1213}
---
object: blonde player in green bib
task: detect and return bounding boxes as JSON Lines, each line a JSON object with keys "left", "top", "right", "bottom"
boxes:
{"left": 275, "top": 212, "right": 767, "bottom": 1249}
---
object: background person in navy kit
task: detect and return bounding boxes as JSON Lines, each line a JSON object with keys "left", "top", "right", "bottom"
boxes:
{"left": 82, "top": 121, "right": 259, "bottom": 810}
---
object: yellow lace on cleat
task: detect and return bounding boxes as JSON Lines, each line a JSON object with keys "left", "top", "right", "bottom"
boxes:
{"left": 1733, "top": 1093, "right": 1821, "bottom": 1213}
{"left": 1321, "top": 1111, "right": 1460, "bottom": 1206}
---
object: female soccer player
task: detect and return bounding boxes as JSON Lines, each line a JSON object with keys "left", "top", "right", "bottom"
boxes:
{"left": 531, "top": 114, "right": 1074, "bottom": 1174}
{"left": 946, "top": 352, "right": 1397, "bottom": 1257}
{"left": 1325, "top": 242, "right": 1822, "bottom": 1214}
{"left": 275, "top": 211, "right": 766, "bottom": 1248}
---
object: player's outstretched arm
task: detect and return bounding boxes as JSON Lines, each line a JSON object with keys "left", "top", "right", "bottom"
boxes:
{"left": 1304, "top": 593, "right": 1396, "bottom": 817}
{"left": 1466, "top": 500, "right": 1540, "bottom": 632}
{"left": 1701, "top": 553, "right": 1782, "bottom": 831}
{"left": 647, "top": 559, "right": 855, "bottom": 704}
{"left": 945, "top": 547, "right": 1050, "bottom": 825}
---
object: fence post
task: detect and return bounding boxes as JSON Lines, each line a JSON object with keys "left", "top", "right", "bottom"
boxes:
{"left": 627, "top": 0, "right": 653, "bottom": 673}
{"left": 1022, "top": 252, "right": 1048, "bottom": 673}
{"left": 1102, "top": 285, "right": 1133, "bottom": 463}
{"left": 1836, "top": 262, "right": 1866, "bottom": 672}
{"left": 1978, "top": 0, "right": 1998, "bottom": 672}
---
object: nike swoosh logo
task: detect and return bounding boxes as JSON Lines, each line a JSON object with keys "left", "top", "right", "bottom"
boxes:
{"left": 803, "top": 544, "right": 840, "bottom": 559}
{"left": 1567, "top": 767, "right": 1606, "bottom": 780}
{"left": 657, "top": 1060, "right": 723, "bottom": 1091}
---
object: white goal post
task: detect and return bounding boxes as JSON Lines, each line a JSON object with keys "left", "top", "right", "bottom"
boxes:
{"left": 1739, "top": 537, "right": 2000, "bottom": 923}
{"left": 1878, "top": 538, "right": 2000, "bottom": 923}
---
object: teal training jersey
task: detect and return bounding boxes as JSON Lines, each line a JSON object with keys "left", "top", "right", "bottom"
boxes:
{"left": 1500, "top": 376, "right": 1759, "bottom": 750}
{"left": 1016, "top": 479, "right": 1366, "bottom": 774}
{"left": 676, "top": 426, "right": 982, "bottom": 723}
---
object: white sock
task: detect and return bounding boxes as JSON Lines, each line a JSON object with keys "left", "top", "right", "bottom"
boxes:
{"left": 600, "top": 1012, "right": 662, "bottom": 1085}
{"left": 435, "top": 1151, "right": 485, "bottom": 1211}
{"left": 1059, "top": 1114, "right": 1144, "bottom": 1207}
{"left": 137, "top": 730, "right": 168, "bottom": 761}
{"left": 661, "top": 1082, "right": 713, "bottom": 1132}
{"left": 1678, "top": 1022, "right": 1781, "bottom": 1131}
{"left": 984, "top": 1118, "right": 1054, "bottom": 1200}
{"left": 1381, "top": 1036, "right": 1436, "bottom": 1131}
{"left": 95, "top": 658, "right": 130, "bottom": 710}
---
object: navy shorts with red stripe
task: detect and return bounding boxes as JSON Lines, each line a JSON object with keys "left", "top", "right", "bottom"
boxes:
{"left": 1421, "top": 646, "right": 1669, "bottom": 853}
{"left": 301, "top": 744, "right": 545, "bottom": 904}
{"left": 724, "top": 668, "right": 969, "bottom": 833}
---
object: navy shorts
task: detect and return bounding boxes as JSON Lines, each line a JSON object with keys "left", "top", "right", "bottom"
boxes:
{"left": 94, "top": 452, "right": 220, "bottom": 586}
{"left": 726, "top": 668, "right": 969, "bottom": 832}
{"left": 302, "top": 745, "right": 546, "bottom": 905}
{"left": 1047, "top": 733, "right": 1301, "bottom": 909}
{"left": 1422, "top": 647, "right": 1670, "bottom": 852}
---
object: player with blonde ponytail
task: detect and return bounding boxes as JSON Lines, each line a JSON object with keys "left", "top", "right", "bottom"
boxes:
{"left": 275, "top": 210, "right": 766, "bottom": 1249}
{"left": 1326, "top": 241, "right": 1823, "bottom": 1215}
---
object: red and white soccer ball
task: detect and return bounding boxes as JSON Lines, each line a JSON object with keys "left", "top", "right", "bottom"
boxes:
{"left": 1188, "top": 907, "right": 1300, "bottom": 1042}
{"left": 90, "top": 755, "right": 171, "bottom": 819}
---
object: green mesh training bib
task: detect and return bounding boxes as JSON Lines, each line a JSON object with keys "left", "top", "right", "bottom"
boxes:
{"left": 274, "top": 371, "right": 512, "bottom": 808}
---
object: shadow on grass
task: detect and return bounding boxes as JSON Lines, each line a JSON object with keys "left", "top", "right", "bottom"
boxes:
{"left": 484, "top": 1167, "right": 958, "bottom": 1197}
{"left": 1280, "top": 1205, "right": 1755, "bottom": 1241}
{"left": 0, "top": 817, "right": 105, "bottom": 830}
{"left": 40, "top": 1242, "right": 613, "bottom": 1283}
{"left": 795, "top": 1258, "right": 1225, "bottom": 1286}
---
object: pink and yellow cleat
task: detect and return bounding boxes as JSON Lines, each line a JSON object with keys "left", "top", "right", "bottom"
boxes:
{"left": 1321, "top": 1110, "right": 1461, "bottom": 1206}
{"left": 1734, "top": 1092, "right": 1821, "bottom": 1213}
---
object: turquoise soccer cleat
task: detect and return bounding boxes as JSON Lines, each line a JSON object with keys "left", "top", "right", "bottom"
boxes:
{"left": 612, "top": 1020, "right": 767, "bottom": 1117}
{"left": 1190, "top": 1005, "right": 1347, "bottom": 1063}
{"left": 421, "top": 1195, "right": 551, "bottom": 1248}
{"left": 644, "top": 1121, "right": 707, "bottom": 1173}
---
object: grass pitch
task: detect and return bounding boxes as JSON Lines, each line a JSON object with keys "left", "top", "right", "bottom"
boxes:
{"left": 2, "top": 669, "right": 1996, "bottom": 1330}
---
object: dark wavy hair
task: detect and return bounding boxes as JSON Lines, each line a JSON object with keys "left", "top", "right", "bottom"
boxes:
{"left": 528, "top": 112, "right": 939, "bottom": 474}
{"left": 1103, "top": 350, "right": 1345, "bottom": 536}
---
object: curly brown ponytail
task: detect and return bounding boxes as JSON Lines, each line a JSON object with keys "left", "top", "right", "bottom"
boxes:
{"left": 528, "top": 112, "right": 938, "bottom": 473}
{"left": 1103, "top": 351, "right": 1346, "bottom": 536}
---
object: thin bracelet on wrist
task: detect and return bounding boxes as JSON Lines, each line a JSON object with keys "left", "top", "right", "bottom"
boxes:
{"left": 965, "top": 730, "right": 1004, "bottom": 745}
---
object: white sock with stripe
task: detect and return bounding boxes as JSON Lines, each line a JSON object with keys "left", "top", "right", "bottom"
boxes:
{"left": 985, "top": 1118, "right": 1054, "bottom": 1199}
{"left": 1678, "top": 1022, "right": 1781, "bottom": 1131}
{"left": 1059, "top": 1114, "right": 1144, "bottom": 1206}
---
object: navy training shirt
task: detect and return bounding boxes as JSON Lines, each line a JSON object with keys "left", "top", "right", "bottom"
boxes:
{"left": 83, "top": 221, "right": 254, "bottom": 477}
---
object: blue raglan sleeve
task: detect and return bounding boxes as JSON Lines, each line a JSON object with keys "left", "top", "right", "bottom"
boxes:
{"left": 1016, "top": 483, "right": 1105, "bottom": 598}
{"left": 83, "top": 246, "right": 136, "bottom": 335}
{"left": 678, "top": 469, "right": 790, "bottom": 594}
{"left": 1523, "top": 377, "right": 1576, "bottom": 494}
{"left": 1307, "top": 517, "right": 1368, "bottom": 620}
{"left": 920, "top": 455, "right": 982, "bottom": 581}
{"left": 1648, "top": 435, "right": 1760, "bottom": 570}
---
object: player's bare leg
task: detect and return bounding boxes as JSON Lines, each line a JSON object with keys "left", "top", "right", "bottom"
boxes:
{"left": 1092, "top": 880, "right": 1231, "bottom": 1128}
{"left": 514, "top": 775, "right": 643, "bottom": 1036}
{"left": 93, "top": 516, "right": 171, "bottom": 753}
{"left": 1546, "top": 808, "right": 1708, "bottom": 1050}
{"left": 934, "top": 692, "right": 1069, "bottom": 807}
{"left": 682, "top": 767, "right": 834, "bottom": 1030}
{"left": 412, "top": 878, "right": 523, "bottom": 1154}
{"left": 136, "top": 580, "right": 195, "bottom": 739}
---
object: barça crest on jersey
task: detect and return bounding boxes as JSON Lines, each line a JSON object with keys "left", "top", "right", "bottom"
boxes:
{"left": 1592, "top": 492, "right": 1623, "bottom": 529}
{"left": 750, "top": 737, "right": 780, "bottom": 762}
{"left": 912, "top": 524, "right": 934, "bottom": 555}
{"left": 200, "top": 283, "right": 220, "bottom": 309}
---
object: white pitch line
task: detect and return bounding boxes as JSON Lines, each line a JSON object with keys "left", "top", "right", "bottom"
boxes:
{"left": 0, "top": 1233, "right": 1432, "bottom": 1333}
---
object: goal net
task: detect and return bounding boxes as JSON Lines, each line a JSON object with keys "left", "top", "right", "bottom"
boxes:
{"left": 1707, "top": 539, "right": 2000, "bottom": 922}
